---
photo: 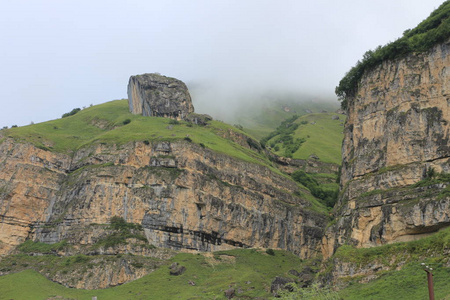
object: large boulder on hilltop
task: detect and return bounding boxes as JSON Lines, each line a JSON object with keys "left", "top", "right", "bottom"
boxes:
{"left": 127, "top": 73, "right": 194, "bottom": 120}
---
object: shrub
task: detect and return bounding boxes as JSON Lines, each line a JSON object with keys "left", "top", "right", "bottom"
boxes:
{"left": 261, "top": 115, "right": 300, "bottom": 152}
{"left": 266, "top": 248, "right": 275, "bottom": 256}
{"left": 110, "top": 216, "right": 127, "bottom": 230}
{"left": 17, "top": 239, "right": 68, "bottom": 253}
{"left": 62, "top": 108, "right": 81, "bottom": 118}
{"left": 426, "top": 167, "right": 436, "bottom": 179}
{"left": 278, "top": 283, "right": 339, "bottom": 300}
{"left": 292, "top": 170, "right": 338, "bottom": 208}
{"left": 247, "top": 138, "right": 262, "bottom": 151}
{"left": 110, "top": 216, "right": 142, "bottom": 231}
{"left": 234, "top": 124, "right": 244, "bottom": 130}
{"left": 93, "top": 217, "right": 146, "bottom": 249}
{"left": 131, "top": 262, "right": 144, "bottom": 268}
{"left": 169, "top": 119, "right": 180, "bottom": 125}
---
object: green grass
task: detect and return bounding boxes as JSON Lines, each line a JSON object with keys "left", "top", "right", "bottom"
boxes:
{"left": 334, "top": 226, "right": 450, "bottom": 265}
{"left": 0, "top": 249, "right": 304, "bottom": 299}
{"left": 231, "top": 98, "right": 341, "bottom": 140}
{"left": 338, "top": 262, "right": 450, "bottom": 300}
{"left": 17, "top": 240, "right": 68, "bottom": 254}
{"left": 0, "top": 269, "right": 75, "bottom": 300}
{"left": 332, "top": 226, "right": 450, "bottom": 299}
{"left": 269, "top": 113, "right": 345, "bottom": 164}
{"left": 2, "top": 99, "right": 275, "bottom": 170}
{"left": 1, "top": 229, "right": 449, "bottom": 299}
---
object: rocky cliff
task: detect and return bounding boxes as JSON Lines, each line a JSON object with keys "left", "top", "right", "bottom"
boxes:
{"left": 127, "top": 73, "right": 194, "bottom": 120}
{"left": 328, "top": 39, "right": 450, "bottom": 254}
{"left": 0, "top": 137, "right": 327, "bottom": 260}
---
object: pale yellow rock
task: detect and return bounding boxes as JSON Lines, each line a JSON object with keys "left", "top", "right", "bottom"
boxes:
{"left": 331, "top": 39, "right": 450, "bottom": 252}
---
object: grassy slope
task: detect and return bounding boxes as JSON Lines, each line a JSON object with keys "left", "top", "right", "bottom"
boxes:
{"left": 334, "top": 226, "right": 450, "bottom": 299}
{"left": 232, "top": 99, "right": 341, "bottom": 140}
{"left": 0, "top": 249, "right": 304, "bottom": 300}
{"left": 1, "top": 100, "right": 272, "bottom": 169}
{"left": 1, "top": 228, "right": 449, "bottom": 299}
{"left": 270, "top": 113, "right": 345, "bottom": 165}
{"left": 339, "top": 263, "right": 450, "bottom": 300}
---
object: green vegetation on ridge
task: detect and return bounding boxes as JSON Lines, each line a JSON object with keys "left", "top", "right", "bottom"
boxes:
{"left": 336, "top": 0, "right": 450, "bottom": 108}
{"left": 1, "top": 100, "right": 274, "bottom": 169}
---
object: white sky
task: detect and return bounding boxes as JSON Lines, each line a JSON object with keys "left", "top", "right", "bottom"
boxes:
{"left": 0, "top": 0, "right": 445, "bottom": 126}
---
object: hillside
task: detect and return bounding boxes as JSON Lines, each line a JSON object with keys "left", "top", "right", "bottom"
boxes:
{"left": 0, "top": 99, "right": 272, "bottom": 168}
{"left": 0, "top": 228, "right": 449, "bottom": 299}
{"left": 227, "top": 96, "right": 341, "bottom": 140}
{"left": 263, "top": 112, "right": 345, "bottom": 165}
{"left": 0, "top": 97, "right": 334, "bottom": 292}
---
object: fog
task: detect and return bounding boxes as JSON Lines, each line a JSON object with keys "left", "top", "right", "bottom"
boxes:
{"left": 0, "top": 0, "right": 444, "bottom": 126}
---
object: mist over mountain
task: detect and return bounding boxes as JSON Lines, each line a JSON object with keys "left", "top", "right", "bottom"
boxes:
{"left": 189, "top": 80, "right": 339, "bottom": 130}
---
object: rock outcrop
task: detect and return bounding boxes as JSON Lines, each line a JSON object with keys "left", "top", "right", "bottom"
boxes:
{"left": 127, "top": 73, "right": 194, "bottom": 120}
{"left": 328, "top": 39, "right": 450, "bottom": 255}
{"left": 0, "top": 138, "right": 327, "bottom": 260}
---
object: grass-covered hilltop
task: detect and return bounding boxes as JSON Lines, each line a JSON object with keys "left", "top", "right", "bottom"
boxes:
{"left": 1, "top": 99, "right": 273, "bottom": 167}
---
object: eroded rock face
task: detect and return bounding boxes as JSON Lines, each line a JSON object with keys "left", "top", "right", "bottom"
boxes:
{"left": 329, "top": 40, "right": 450, "bottom": 254}
{"left": 127, "top": 73, "right": 194, "bottom": 120}
{"left": 0, "top": 139, "right": 326, "bottom": 260}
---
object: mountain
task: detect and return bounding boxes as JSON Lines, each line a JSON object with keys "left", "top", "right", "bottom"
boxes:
{"left": 1, "top": 2, "right": 450, "bottom": 298}
{"left": 0, "top": 97, "right": 334, "bottom": 289}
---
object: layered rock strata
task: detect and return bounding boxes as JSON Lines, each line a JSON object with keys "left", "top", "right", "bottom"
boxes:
{"left": 127, "top": 73, "right": 194, "bottom": 119}
{"left": 0, "top": 139, "right": 326, "bottom": 259}
{"left": 330, "top": 40, "right": 450, "bottom": 253}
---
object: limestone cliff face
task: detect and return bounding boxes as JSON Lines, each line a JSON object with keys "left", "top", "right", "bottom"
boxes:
{"left": 0, "top": 138, "right": 326, "bottom": 260}
{"left": 0, "top": 139, "right": 69, "bottom": 255}
{"left": 331, "top": 40, "right": 450, "bottom": 252}
{"left": 127, "top": 73, "right": 194, "bottom": 120}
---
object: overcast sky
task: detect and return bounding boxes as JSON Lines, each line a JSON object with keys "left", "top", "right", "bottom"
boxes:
{"left": 0, "top": 0, "right": 445, "bottom": 126}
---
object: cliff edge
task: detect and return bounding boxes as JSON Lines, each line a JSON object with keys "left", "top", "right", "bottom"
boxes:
{"left": 327, "top": 35, "right": 450, "bottom": 255}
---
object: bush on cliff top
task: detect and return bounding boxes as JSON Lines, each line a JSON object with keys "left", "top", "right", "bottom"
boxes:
{"left": 336, "top": 0, "right": 450, "bottom": 108}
